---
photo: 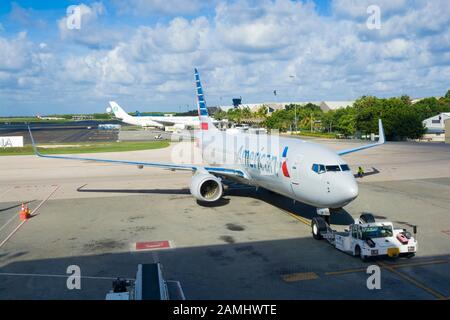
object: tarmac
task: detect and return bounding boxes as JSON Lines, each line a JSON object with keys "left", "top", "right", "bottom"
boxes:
{"left": 0, "top": 137, "right": 449, "bottom": 299}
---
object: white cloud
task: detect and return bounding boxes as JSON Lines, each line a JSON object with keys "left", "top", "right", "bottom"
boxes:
{"left": 215, "top": 0, "right": 320, "bottom": 53}
{"left": 1, "top": 0, "right": 450, "bottom": 115}
{"left": 0, "top": 32, "right": 33, "bottom": 71}
{"left": 58, "top": 2, "right": 125, "bottom": 49}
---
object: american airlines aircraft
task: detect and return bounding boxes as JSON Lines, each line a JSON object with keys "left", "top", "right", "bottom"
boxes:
{"left": 108, "top": 101, "right": 200, "bottom": 129}
{"left": 28, "top": 68, "right": 385, "bottom": 224}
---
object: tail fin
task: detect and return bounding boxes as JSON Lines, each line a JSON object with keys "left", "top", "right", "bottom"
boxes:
{"left": 109, "top": 101, "right": 133, "bottom": 121}
{"left": 194, "top": 68, "right": 218, "bottom": 132}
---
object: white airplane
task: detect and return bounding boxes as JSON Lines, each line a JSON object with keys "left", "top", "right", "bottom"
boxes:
{"left": 36, "top": 115, "right": 65, "bottom": 121}
{"left": 107, "top": 101, "right": 200, "bottom": 129}
{"left": 28, "top": 68, "right": 385, "bottom": 223}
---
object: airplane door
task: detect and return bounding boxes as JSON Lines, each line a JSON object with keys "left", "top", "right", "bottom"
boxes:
{"left": 291, "top": 156, "right": 303, "bottom": 186}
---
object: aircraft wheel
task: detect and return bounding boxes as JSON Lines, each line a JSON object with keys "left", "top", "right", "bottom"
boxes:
{"left": 355, "top": 245, "right": 368, "bottom": 262}
{"left": 312, "top": 217, "right": 327, "bottom": 240}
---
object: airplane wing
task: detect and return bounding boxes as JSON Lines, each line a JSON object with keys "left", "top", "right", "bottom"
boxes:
{"left": 337, "top": 119, "right": 385, "bottom": 156}
{"left": 27, "top": 127, "right": 249, "bottom": 179}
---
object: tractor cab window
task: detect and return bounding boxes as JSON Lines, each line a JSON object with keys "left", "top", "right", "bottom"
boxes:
{"left": 361, "top": 226, "right": 393, "bottom": 239}
{"left": 351, "top": 225, "right": 358, "bottom": 239}
{"left": 312, "top": 164, "right": 326, "bottom": 174}
{"left": 357, "top": 226, "right": 363, "bottom": 239}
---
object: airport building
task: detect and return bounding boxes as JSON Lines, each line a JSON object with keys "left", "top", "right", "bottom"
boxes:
{"left": 422, "top": 113, "right": 450, "bottom": 142}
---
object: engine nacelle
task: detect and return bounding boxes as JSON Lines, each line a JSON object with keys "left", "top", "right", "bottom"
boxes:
{"left": 189, "top": 173, "right": 223, "bottom": 202}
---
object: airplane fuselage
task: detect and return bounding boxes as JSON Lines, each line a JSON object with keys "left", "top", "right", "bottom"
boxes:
{"left": 199, "top": 130, "right": 358, "bottom": 209}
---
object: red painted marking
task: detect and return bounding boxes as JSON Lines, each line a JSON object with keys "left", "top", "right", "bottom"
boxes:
{"left": 135, "top": 240, "right": 171, "bottom": 251}
{"left": 282, "top": 161, "right": 290, "bottom": 177}
{"left": 201, "top": 122, "right": 209, "bottom": 130}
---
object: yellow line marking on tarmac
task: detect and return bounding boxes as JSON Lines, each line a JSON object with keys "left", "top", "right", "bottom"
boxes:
{"left": 282, "top": 272, "right": 319, "bottom": 282}
{"left": 325, "top": 259, "right": 449, "bottom": 276}
{"left": 282, "top": 209, "right": 311, "bottom": 226}
{"left": 285, "top": 259, "right": 449, "bottom": 285}
{"left": 377, "top": 261, "right": 448, "bottom": 300}
{"left": 325, "top": 268, "right": 367, "bottom": 276}
{"left": 388, "top": 259, "right": 448, "bottom": 269}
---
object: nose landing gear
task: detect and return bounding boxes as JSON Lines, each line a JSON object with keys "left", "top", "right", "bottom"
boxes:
{"left": 312, "top": 208, "right": 332, "bottom": 239}
{"left": 316, "top": 207, "right": 331, "bottom": 225}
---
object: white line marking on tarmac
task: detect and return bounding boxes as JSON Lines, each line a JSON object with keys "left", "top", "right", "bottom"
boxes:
{"left": 0, "top": 185, "right": 60, "bottom": 249}
{"left": 0, "top": 212, "right": 18, "bottom": 233}
{"left": 0, "top": 187, "right": 12, "bottom": 199}
{"left": 0, "top": 272, "right": 133, "bottom": 281}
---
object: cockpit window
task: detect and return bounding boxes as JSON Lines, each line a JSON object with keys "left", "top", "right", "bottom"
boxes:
{"left": 312, "top": 164, "right": 326, "bottom": 174}
{"left": 313, "top": 164, "right": 347, "bottom": 173}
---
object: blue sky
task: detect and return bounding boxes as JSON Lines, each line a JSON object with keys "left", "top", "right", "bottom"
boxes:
{"left": 0, "top": 0, "right": 449, "bottom": 116}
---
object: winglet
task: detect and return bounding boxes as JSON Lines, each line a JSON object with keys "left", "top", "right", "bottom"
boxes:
{"left": 337, "top": 119, "right": 385, "bottom": 156}
{"left": 28, "top": 126, "right": 42, "bottom": 157}
{"left": 378, "top": 119, "right": 385, "bottom": 145}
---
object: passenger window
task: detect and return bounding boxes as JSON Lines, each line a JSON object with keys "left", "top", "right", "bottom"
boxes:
{"left": 340, "top": 164, "right": 350, "bottom": 171}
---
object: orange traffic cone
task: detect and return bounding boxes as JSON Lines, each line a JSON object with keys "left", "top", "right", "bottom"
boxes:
{"left": 19, "top": 203, "right": 27, "bottom": 221}
{"left": 19, "top": 203, "right": 30, "bottom": 221}
{"left": 25, "top": 204, "right": 31, "bottom": 218}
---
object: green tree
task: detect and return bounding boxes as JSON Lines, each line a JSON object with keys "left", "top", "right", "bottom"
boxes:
{"left": 445, "top": 90, "right": 450, "bottom": 99}
{"left": 352, "top": 96, "right": 428, "bottom": 140}
{"left": 213, "top": 110, "right": 227, "bottom": 121}
{"left": 263, "top": 109, "right": 293, "bottom": 131}
{"left": 335, "top": 108, "right": 356, "bottom": 136}
{"left": 400, "top": 95, "right": 412, "bottom": 106}
{"left": 255, "top": 106, "right": 268, "bottom": 119}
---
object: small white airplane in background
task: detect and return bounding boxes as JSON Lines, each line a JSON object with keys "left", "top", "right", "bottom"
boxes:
{"left": 107, "top": 102, "right": 201, "bottom": 130}
{"left": 29, "top": 68, "right": 385, "bottom": 226}
{"left": 36, "top": 115, "right": 65, "bottom": 121}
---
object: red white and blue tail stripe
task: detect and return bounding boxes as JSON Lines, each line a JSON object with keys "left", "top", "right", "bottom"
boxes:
{"left": 195, "top": 68, "right": 217, "bottom": 131}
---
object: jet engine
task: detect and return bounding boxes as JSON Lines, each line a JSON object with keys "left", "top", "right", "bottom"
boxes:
{"left": 190, "top": 173, "right": 223, "bottom": 202}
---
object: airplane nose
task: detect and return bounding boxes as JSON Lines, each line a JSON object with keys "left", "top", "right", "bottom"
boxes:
{"left": 343, "top": 179, "right": 359, "bottom": 202}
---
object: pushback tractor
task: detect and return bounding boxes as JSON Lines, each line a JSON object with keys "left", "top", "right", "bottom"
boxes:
{"left": 311, "top": 213, "right": 418, "bottom": 261}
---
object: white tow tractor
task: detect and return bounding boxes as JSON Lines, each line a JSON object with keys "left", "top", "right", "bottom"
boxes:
{"left": 311, "top": 213, "right": 418, "bottom": 261}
